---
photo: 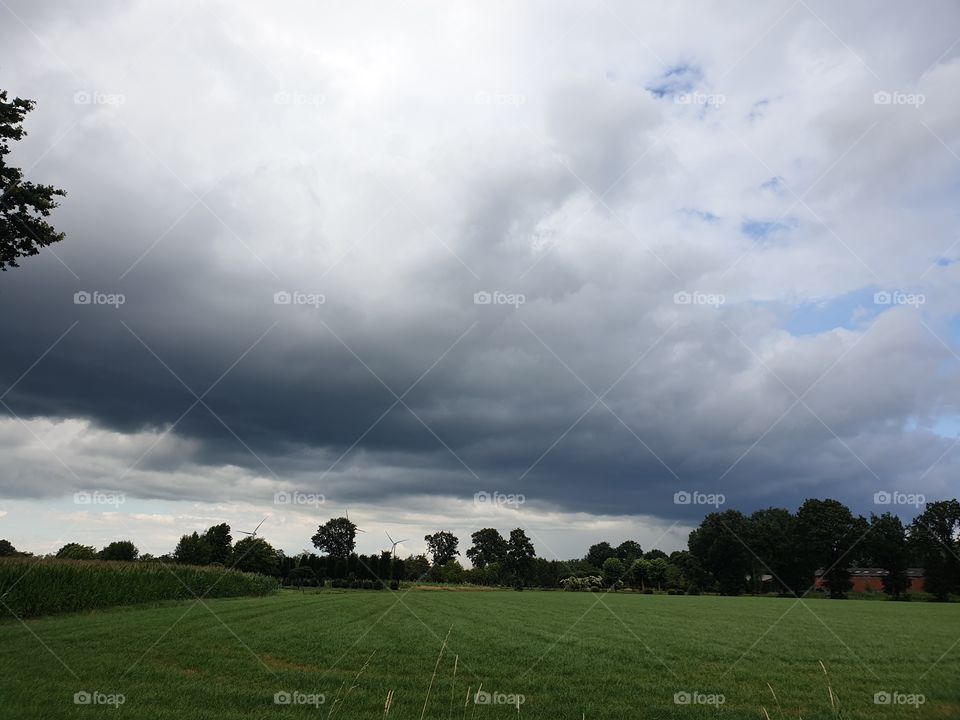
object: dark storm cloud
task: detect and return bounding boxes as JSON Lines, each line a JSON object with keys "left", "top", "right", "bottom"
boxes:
{"left": 2, "top": 0, "right": 960, "bottom": 527}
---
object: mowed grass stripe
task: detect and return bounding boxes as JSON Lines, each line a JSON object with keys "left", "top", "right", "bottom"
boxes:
{"left": 1, "top": 590, "right": 958, "bottom": 719}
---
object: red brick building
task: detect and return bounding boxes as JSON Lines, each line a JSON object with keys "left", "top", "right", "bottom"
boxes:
{"left": 813, "top": 567, "right": 924, "bottom": 593}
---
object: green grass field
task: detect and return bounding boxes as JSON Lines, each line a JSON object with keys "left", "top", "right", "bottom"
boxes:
{"left": 1, "top": 588, "right": 957, "bottom": 719}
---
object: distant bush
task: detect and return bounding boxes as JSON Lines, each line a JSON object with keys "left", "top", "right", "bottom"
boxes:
{"left": 642, "top": 588, "right": 654, "bottom": 595}
{"left": 687, "top": 585, "right": 701, "bottom": 596}
{"left": 560, "top": 575, "right": 603, "bottom": 591}
{"left": 389, "top": 580, "right": 399, "bottom": 591}
{"left": 0, "top": 557, "right": 276, "bottom": 618}
{"left": 55, "top": 543, "right": 98, "bottom": 560}
{"left": 286, "top": 566, "right": 318, "bottom": 587}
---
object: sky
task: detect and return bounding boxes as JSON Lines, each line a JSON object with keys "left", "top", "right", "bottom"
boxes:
{"left": 1, "top": 0, "right": 959, "bottom": 561}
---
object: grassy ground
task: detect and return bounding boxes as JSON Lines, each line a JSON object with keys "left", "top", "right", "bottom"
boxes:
{"left": 1, "top": 588, "right": 957, "bottom": 719}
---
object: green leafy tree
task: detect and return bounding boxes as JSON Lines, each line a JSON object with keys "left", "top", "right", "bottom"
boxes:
{"left": 602, "top": 557, "right": 625, "bottom": 587}
{"left": 586, "top": 541, "right": 616, "bottom": 568}
{"left": 391, "top": 556, "right": 406, "bottom": 582}
{"left": 311, "top": 517, "right": 358, "bottom": 558}
{"left": 404, "top": 554, "right": 431, "bottom": 581}
{"left": 668, "top": 550, "right": 709, "bottom": 592}
{"left": 626, "top": 557, "right": 651, "bottom": 589}
{"left": 505, "top": 528, "right": 536, "bottom": 584}
{"left": 424, "top": 531, "right": 460, "bottom": 566}
{"left": 471, "top": 561, "right": 504, "bottom": 586}
{"left": 0, "top": 91, "right": 66, "bottom": 271}
{"left": 746, "top": 507, "right": 810, "bottom": 596}
{"left": 466, "top": 528, "right": 508, "bottom": 568}
{"left": 0, "top": 539, "right": 24, "bottom": 556}
{"left": 173, "top": 532, "right": 211, "bottom": 565}
{"left": 664, "top": 561, "right": 684, "bottom": 590}
{"left": 55, "top": 542, "right": 97, "bottom": 560}
{"left": 440, "top": 560, "right": 466, "bottom": 584}
{"left": 864, "top": 513, "right": 911, "bottom": 599}
{"left": 99, "top": 540, "right": 138, "bottom": 562}
{"left": 909, "top": 499, "right": 960, "bottom": 601}
{"left": 796, "top": 498, "right": 867, "bottom": 599}
{"left": 232, "top": 537, "right": 280, "bottom": 575}
{"left": 688, "top": 510, "right": 752, "bottom": 595}
{"left": 614, "top": 540, "right": 643, "bottom": 563}
{"left": 647, "top": 557, "right": 669, "bottom": 590}
{"left": 203, "top": 523, "right": 232, "bottom": 564}
{"left": 287, "top": 566, "right": 318, "bottom": 587}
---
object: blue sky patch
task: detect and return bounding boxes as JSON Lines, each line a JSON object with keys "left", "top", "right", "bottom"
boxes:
{"left": 646, "top": 63, "right": 702, "bottom": 98}
{"left": 741, "top": 217, "right": 797, "bottom": 241}
{"left": 760, "top": 176, "right": 786, "bottom": 193}
{"left": 781, "top": 288, "right": 883, "bottom": 336}
{"left": 679, "top": 207, "right": 720, "bottom": 223}
{"left": 749, "top": 99, "right": 771, "bottom": 121}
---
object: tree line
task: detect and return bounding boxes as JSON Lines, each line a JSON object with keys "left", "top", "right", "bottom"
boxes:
{"left": 2, "top": 496, "right": 957, "bottom": 600}
{"left": 686, "top": 498, "right": 960, "bottom": 600}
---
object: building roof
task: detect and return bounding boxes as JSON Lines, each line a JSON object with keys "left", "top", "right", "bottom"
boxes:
{"left": 813, "top": 567, "right": 924, "bottom": 577}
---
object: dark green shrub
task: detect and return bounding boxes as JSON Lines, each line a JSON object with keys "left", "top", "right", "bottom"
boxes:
{"left": 287, "top": 566, "right": 318, "bottom": 587}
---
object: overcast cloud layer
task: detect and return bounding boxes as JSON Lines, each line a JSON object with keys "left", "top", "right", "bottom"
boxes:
{"left": 2, "top": 1, "right": 959, "bottom": 557}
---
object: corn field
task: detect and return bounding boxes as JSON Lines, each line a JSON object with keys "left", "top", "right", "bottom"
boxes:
{"left": 0, "top": 557, "right": 276, "bottom": 618}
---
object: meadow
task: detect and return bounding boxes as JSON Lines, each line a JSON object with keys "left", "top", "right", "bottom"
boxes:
{"left": 1, "top": 587, "right": 957, "bottom": 719}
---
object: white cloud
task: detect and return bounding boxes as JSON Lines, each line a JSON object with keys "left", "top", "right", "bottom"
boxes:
{"left": 1, "top": 0, "right": 959, "bottom": 554}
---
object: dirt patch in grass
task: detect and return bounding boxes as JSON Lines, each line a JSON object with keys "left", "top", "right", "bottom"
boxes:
{"left": 412, "top": 584, "right": 498, "bottom": 592}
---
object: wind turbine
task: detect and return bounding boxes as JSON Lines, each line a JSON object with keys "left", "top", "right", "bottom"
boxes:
{"left": 385, "top": 531, "right": 408, "bottom": 560}
{"left": 237, "top": 517, "right": 267, "bottom": 538}
{"left": 345, "top": 509, "right": 366, "bottom": 533}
